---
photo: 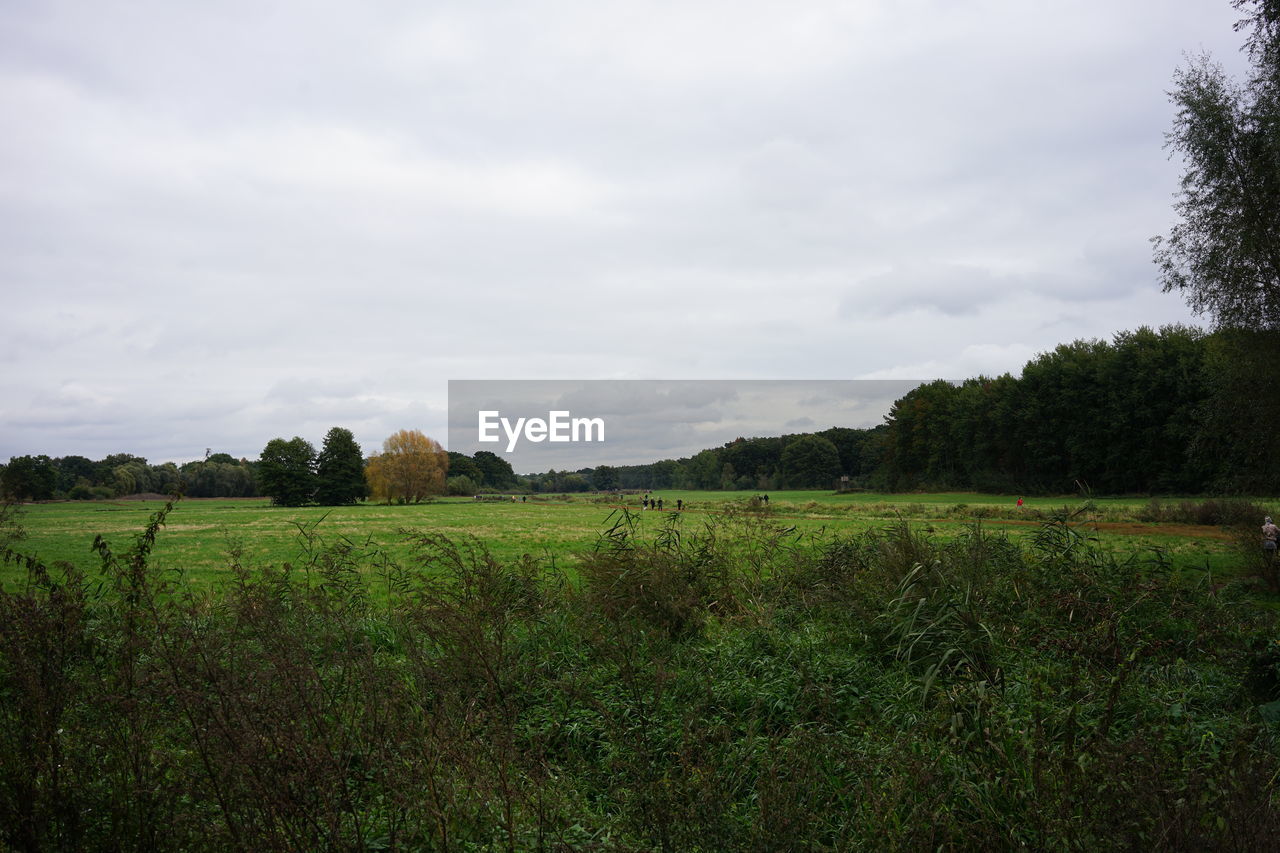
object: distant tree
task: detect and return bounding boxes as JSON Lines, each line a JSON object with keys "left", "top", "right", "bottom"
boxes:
{"left": 180, "top": 459, "right": 258, "bottom": 498}
{"left": 780, "top": 435, "right": 842, "bottom": 489}
{"left": 446, "top": 474, "right": 479, "bottom": 496}
{"left": 591, "top": 464, "right": 620, "bottom": 491}
{"left": 94, "top": 454, "right": 147, "bottom": 488}
{"left": 649, "top": 459, "right": 680, "bottom": 489}
{"left": 150, "top": 462, "right": 182, "bottom": 495}
{"left": 859, "top": 427, "right": 892, "bottom": 489}
{"left": 684, "top": 448, "right": 723, "bottom": 490}
{"left": 1153, "top": 0, "right": 1280, "bottom": 329}
{"left": 559, "top": 472, "right": 590, "bottom": 492}
{"left": 1, "top": 455, "right": 57, "bottom": 501}
{"left": 720, "top": 437, "right": 783, "bottom": 488}
{"left": 1190, "top": 328, "right": 1280, "bottom": 491}
{"left": 472, "top": 450, "right": 516, "bottom": 489}
{"left": 528, "top": 468, "right": 553, "bottom": 493}
{"left": 111, "top": 464, "right": 138, "bottom": 496}
{"left": 54, "top": 455, "right": 95, "bottom": 494}
{"left": 314, "top": 427, "right": 368, "bottom": 505}
{"left": 1098, "top": 326, "right": 1210, "bottom": 492}
{"left": 365, "top": 430, "right": 448, "bottom": 503}
{"left": 880, "top": 380, "right": 963, "bottom": 490}
{"left": 66, "top": 478, "right": 95, "bottom": 500}
{"left": 447, "top": 452, "right": 484, "bottom": 484}
{"left": 258, "top": 437, "right": 317, "bottom": 506}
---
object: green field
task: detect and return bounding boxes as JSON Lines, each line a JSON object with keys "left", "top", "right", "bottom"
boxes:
{"left": 5, "top": 490, "right": 1269, "bottom": 591}
{"left": 4, "top": 489, "right": 1280, "bottom": 848}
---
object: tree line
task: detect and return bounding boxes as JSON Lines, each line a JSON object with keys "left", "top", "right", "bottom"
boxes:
{"left": 875, "top": 326, "right": 1276, "bottom": 494}
{"left": 573, "top": 326, "right": 1277, "bottom": 496}
{"left": 0, "top": 452, "right": 258, "bottom": 502}
{"left": 0, "top": 429, "right": 517, "bottom": 505}
{"left": 257, "top": 430, "right": 521, "bottom": 506}
{"left": 5, "top": 326, "right": 1276, "bottom": 501}
{"left": 4, "top": 2, "right": 1278, "bottom": 503}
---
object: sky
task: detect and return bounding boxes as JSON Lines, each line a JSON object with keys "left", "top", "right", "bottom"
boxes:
{"left": 0, "top": 0, "right": 1255, "bottom": 465}
{"left": 447, "top": 379, "right": 925, "bottom": 470}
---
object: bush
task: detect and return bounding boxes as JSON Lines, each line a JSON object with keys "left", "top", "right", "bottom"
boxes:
{"left": 445, "top": 474, "right": 479, "bottom": 496}
{"left": 1140, "top": 497, "right": 1275, "bottom": 526}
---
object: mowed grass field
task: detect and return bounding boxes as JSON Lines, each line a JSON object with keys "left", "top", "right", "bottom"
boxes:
{"left": 5, "top": 489, "right": 1269, "bottom": 591}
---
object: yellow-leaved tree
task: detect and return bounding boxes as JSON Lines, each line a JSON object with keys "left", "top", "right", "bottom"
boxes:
{"left": 365, "top": 429, "right": 449, "bottom": 503}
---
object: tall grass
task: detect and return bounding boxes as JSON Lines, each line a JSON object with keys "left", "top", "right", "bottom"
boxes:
{"left": 1, "top": 499, "right": 1277, "bottom": 850}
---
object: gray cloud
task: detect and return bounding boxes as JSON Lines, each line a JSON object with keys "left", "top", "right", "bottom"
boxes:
{"left": 0, "top": 0, "right": 1248, "bottom": 464}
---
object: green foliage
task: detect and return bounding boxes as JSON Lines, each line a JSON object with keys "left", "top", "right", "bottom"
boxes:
{"left": 682, "top": 448, "right": 723, "bottom": 490}
{"left": 178, "top": 456, "right": 257, "bottom": 498}
{"left": 780, "top": 434, "right": 842, "bottom": 489}
{"left": 53, "top": 455, "right": 95, "bottom": 494}
{"left": 257, "top": 436, "right": 317, "bottom": 507}
{"left": 0, "top": 502, "right": 1277, "bottom": 849}
{"left": 472, "top": 450, "right": 516, "bottom": 489}
{"left": 1154, "top": 1, "right": 1280, "bottom": 329}
{"left": 1191, "top": 329, "right": 1280, "bottom": 491}
{"left": 446, "top": 451, "right": 484, "bottom": 484}
{"left": 5, "top": 451, "right": 256, "bottom": 501}
{"left": 0, "top": 455, "right": 56, "bottom": 501}
{"left": 314, "top": 427, "right": 367, "bottom": 506}
{"left": 877, "top": 325, "right": 1218, "bottom": 493}
{"left": 446, "top": 474, "right": 479, "bottom": 496}
{"left": 12, "top": 320, "right": 1265, "bottom": 502}
{"left": 590, "top": 464, "right": 620, "bottom": 491}
{"left": 527, "top": 468, "right": 592, "bottom": 493}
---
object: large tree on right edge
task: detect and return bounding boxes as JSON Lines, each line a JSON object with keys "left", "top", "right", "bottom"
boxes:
{"left": 1155, "top": 2, "right": 1280, "bottom": 490}
{"left": 1153, "top": 0, "right": 1280, "bottom": 329}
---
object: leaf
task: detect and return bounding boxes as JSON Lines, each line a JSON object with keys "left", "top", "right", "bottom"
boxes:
{"left": 1258, "top": 699, "right": 1280, "bottom": 724}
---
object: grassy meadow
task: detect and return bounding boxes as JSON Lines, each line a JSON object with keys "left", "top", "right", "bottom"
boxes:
{"left": 4, "top": 489, "right": 1269, "bottom": 592}
{"left": 3, "top": 490, "right": 1279, "bottom": 849}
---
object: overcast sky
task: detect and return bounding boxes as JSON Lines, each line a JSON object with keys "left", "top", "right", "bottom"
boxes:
{"left": 448, "top": 379, "right": 924, "bottom": 469}
{"left": 0, "top": 0, "right": 1253, "bottom": 465}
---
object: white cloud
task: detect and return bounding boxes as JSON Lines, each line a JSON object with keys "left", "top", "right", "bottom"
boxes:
{"left": 0, "top": 0, "right": 1246, "bottom": 463}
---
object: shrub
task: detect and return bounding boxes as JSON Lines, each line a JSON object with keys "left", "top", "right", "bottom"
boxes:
{"left": 445, "top": 474, "right": 479, "bottom": 496}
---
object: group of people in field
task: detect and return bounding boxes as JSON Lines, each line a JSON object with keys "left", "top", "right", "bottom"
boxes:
{"left": 640, "top": 493, "right": 685, "bottom": 511}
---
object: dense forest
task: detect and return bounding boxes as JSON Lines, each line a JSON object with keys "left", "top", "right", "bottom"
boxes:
{"left": 3, "top": 325, "right": 1278, "bottom": 500}
{"left": 595, "top": 326, "right": 1280, "bottom": 495}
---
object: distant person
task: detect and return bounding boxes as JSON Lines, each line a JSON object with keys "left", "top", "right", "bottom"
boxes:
{"left": 763, "top": 494, "right": 769, "bottom": 504}
{"left": 677, "top": 499, "right": 683, "bottom": 511}
{"left": 658, "top": 498, "right": 664, "bottom": 510}
{"left": 1264, "top": 516, "right": 1278, "bottom": 560}
{"left": 522, "top": 495, "right": 526, "bottom": 503}
{"left": 1017, "top": 497, "right": 1023, "bottom": 507}
{"left": 642, "top": 497, "right": 649, "bottom": 510}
